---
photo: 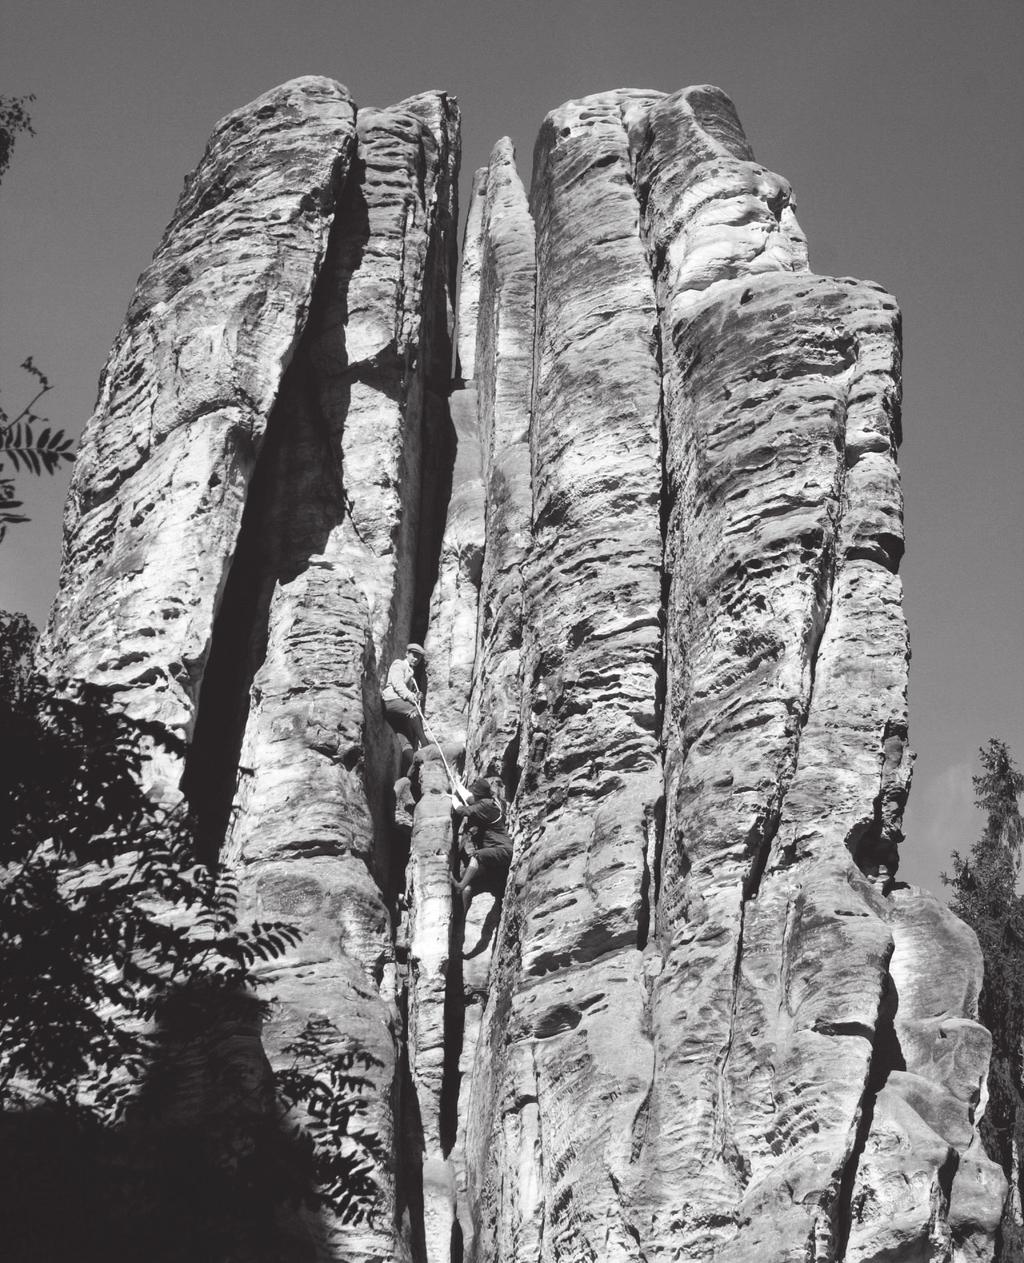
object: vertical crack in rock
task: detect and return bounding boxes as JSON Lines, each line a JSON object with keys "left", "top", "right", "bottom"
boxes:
{"left": 179, "top": 362, "right": 319, "bottom": 859}
{"left": 397, "top": 949, "right": 429, "bottom": 1263}
{"left": 463, "top": 91, "right": 664, "bottom": 1261}
{"left": 535, "top": 1050, "right": 550, "bottom": 1262}
{"left": 622, "top": 90, "right": 670, "bottom": 961}
{"left": 834, "top": 963, "right": 897, "bottom": 1262}
{"left": 177, "top": 176, "right": 381, "bottom": 852}
{"left": 447, "top": 137, "right": 538, "bottom": 1261}
{"left": 410, "top": 137, "right": 460, "bottom": 653}
{"left": 217, "top": 91, "right": 461, "bottom": 1260}
{"left": 396, "top": 117, "right": 493, "bottom": 1263}
{"left": 465, "top": 137, "right": 536, "bottom": 781}
{"left": 439, "top": 898, "right": 466, "bottom": 1159}
{"left": 43, "top": 77, "right": 358, "bottom": 747}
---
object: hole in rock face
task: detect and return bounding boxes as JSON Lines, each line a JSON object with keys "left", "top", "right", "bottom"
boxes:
{"left": 568, "top": 617, "right": 593, "bottom": 649}
{"left": 501, "top": 731, "right": 522, "bottom": 804}
{"left": 533, "top": 1004, "right": 582, "bottom": 1039}
{"left": 461, "top": 542, "right": 484, "bottom": 588}
{"left": 765, "top": 189, "right": 787, "bottom": 221}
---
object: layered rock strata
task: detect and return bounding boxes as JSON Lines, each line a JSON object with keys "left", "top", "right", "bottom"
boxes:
{"left": 45, "top": 77, "right": 358, "bottom": 740}
{"left": 463, "top": 93, "right": 667, "bottom": 1260}
{"left": 216, "top": 90, "right": 460, "bottom": 1263}
{"left": 45, "top": 79, "right": 461, "bottom": 1263}
{"left": 39, "top": 76, "right": 1007, "bottom": 1263}
{"left": 448, "top": 137, "right": 538, "bottom": 1257}
{"left": 458, "top": 87, "right": 1004, "bottom": 1262}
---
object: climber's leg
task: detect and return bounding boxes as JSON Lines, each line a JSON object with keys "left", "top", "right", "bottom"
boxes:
{"left": 451, "top": 856, "right": 480, "bottom": 913}
{"left": 384, "top": 698, "right": 427, "bottom": 749}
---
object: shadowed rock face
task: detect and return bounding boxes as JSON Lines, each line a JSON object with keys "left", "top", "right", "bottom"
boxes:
{"left": 41, "top": 78, "right": 1006, "bottom": 1262}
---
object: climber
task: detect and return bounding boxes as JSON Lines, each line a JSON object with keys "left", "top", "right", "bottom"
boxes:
{"left": 382, "top": 642, "right": 428, "bottom": 750}
{"left": 450, "top": 778, "right": 514, "bottom": 914}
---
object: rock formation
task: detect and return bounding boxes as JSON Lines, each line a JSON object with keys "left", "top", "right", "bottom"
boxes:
{"left": 41, "top": 76, "right": 1007, "bottom": 1262}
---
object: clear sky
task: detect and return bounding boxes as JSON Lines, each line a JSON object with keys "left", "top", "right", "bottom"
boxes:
{"left": 2, "top": 0, "right": 1021, "bottom": 893}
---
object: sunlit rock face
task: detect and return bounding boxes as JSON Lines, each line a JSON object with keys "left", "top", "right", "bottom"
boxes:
{"left": 44, "top": 77, "right": 358, "bottom": 739}
{"left": 44, "top": 76, "right": 461, "bottom": 1263}
{"left": 41, "top": 77, "right": 1006, "bottom": 1263}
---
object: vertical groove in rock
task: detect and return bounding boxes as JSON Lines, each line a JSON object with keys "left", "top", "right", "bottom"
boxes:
{"left": 390, "top": 152, "right": 488, "bottom": 1263}
{"left": 216, "top": 90, "right": 461, "bottom": 1261}
{"left": 407, "top": 94, "right": 462, "bottom": 654}
{"left": 833, "top": 967, "right": 895, "bottom": 1262}
{"left": 622, "top": 88, "right": 668, "bottom": 958}
{"left": 465, "top": 137, "right": 537, "bottom": 788}
{"left": 841, "top": 889, "right": 1007, "bottom": 1260}
{"left": 43, "top": 78, "right": 358, "bottom": 748}
{"left": 455, "top": 168, "right": 488, "bottom": 386}
{"left": 463, "top": 92, "right": 664, "bottom": 1261}
{"left": 451, "top": 138, "right": 537, "bottom": 1255}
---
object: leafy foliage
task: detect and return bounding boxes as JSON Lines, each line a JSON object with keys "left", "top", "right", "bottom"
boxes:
{"left": 0, "top": 611, "right": 301, "bottom": 1115}
{"left": 277, "top": 1017, "right": 387, "bottom": 1225}
{"left": 0, "top": 611, "right": 389, "bottom": 1234}
{"left": 0, "top": 358, "right": 74, "bottom": 541}
{"left": 944, "top": 738, "right": 1024, "bottom": 1245}
{"left": 0, "top": 94, "right": 76, "bottom": 541}
{"left": 0, "top": 93, "right": 35, "bottom": 184}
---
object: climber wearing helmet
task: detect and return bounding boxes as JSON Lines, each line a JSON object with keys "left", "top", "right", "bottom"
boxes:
{"left": 382, "top": 642, "right": 428, "bottom": 749}
{"left": 450, "top": 778, "right": 514, "bottom": 913}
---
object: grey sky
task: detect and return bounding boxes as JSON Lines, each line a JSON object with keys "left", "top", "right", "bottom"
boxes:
{"left": 2, "top": 0, "right": 1021, "bottom": 893}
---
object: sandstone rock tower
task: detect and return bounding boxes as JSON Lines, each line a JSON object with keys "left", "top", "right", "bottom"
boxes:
{"left": 43, "top": 77, "right": 1007, "bottom": 1261}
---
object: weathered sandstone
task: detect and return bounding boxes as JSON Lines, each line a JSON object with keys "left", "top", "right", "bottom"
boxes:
{"left": 45, "top": 77, "right": 357, "bottom": 741}
{"left": 219, "top": 91, "right": 460, "bottom": 1262}
{"left": 844, "top": 887, "right": 1006, "bottom": 1259}
{"left": 44, "top": 80, "right": 460, "bottom": 1262}
{"left": 465, "top": 138, "right": 536, "bottom": 788}
{"left": 38, "top": 76, "right": 1009, "bottom": 1263}
{"left": 460, "top": 93, "right": 667, "bottom": 1261}
{"left": 400, "top": 164, "right": 490, "bottom": 1260}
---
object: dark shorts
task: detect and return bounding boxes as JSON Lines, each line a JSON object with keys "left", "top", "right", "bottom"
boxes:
{"left": 471, "top": 844, "right": 513, "bottom": 892}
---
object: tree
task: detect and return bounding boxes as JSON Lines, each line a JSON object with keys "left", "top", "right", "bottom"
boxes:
{"left": 0, "top": 96, "right": 75, "bottom": 540}
{"left": 0, "top": 609, "right": 301, "bottom": 1116}
{"left": 944, "top": 738, "right": 1024, "bottom": 1255}
{"left": 0, "top": 93, "right": 35, "bottom": 183}
{"left": 0, "top": 611, "right": 387, "bottom": 1250}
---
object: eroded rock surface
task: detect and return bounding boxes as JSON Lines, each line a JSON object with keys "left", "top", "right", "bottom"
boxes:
{"left": 44, "top": 79, "right": 460, "bottom": 1263}
{"left": 40, "top": 77, "right": 1007, "bottom": 1263}
{"left": 45, "top": 77, "right": 357, "bottom": 740}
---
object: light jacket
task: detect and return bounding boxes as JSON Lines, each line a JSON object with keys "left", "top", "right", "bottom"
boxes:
{"left": 382, "top": 657, "right": 420, "bottom": 705}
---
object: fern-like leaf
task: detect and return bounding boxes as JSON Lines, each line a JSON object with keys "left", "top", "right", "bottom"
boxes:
{"left": 0, "top": 420, "right": 74, "bottom": 477}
